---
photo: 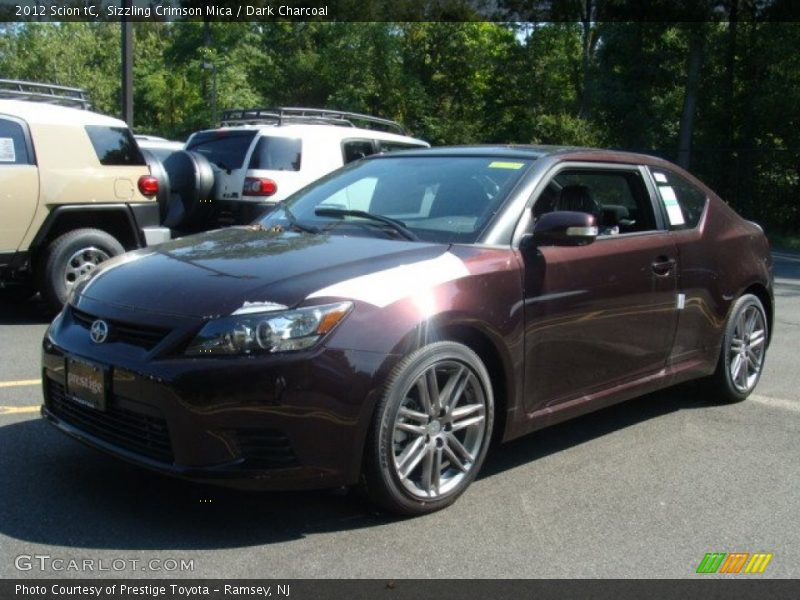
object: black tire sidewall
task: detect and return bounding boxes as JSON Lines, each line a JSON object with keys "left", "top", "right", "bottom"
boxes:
{"left": 41, "top": 228, "right": 124, "bottom": 310}
{"left": 367, "top": 341, "right": 494, "bottom": 515}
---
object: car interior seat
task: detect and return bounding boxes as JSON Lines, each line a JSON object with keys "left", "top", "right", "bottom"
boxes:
{"left": 555, "top": 185, "right": 618, "bottom": 235}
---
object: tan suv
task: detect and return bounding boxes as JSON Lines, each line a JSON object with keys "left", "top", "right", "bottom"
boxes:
{"left": 0, "top": 81, "right": 167, "bottom": 309}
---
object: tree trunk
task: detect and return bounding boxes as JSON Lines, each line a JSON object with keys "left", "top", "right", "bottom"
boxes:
{"left": 677, "top": 26, "right": 705, "bottom": 169}
{"left": 577, "top": 0, "right": 595, "bottom": 119}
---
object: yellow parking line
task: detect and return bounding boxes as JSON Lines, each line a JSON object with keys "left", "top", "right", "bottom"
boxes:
{"left": 0, "top": 379, "right": 41, "bottom": 388}
{"left": 0, "top": 405, "right": 40, "bottom": 415}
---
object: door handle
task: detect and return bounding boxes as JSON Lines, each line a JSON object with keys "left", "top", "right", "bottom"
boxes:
{"left": 651, "top": 256, "right": 676, "bottom": 276}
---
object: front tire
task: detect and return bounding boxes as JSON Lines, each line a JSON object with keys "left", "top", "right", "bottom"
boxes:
{"left": 363, "top": 341, "right": 494, "bottom": 515}
{"left": 706, "top": 293, "right": 768, "bottom": 403}
{"left": 40, "top": 228, "right": 124, "bottom": 311}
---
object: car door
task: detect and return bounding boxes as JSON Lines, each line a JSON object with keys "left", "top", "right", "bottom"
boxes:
{"left": 0, "top": 115, "right": 38, "bottom": 253}
{"left": 520, "top": 163, "right": 679, "bottom": 414}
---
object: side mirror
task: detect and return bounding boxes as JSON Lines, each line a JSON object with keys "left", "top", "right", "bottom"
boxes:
{"left": 529, "top": 211, "right": 598, "bottom": 247}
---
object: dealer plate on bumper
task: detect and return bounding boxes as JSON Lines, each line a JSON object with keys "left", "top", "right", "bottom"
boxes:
{"left": 65, "top": 357, "right": 108, "bottom": 411}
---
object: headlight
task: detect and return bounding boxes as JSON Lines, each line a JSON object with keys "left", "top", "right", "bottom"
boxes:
{"left": 185, "top": 301, "right": 352, "bottom": 356}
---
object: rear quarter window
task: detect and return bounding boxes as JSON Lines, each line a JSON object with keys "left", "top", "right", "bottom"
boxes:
{"left": 0, "top": 117, "right": 32, "bottom": 165}
{"left": 651, "top": 169, "right": 708, "bottom": 229}
{"left": 248, "top": 136, "right": 302, "bottom": 171}
{"left": 85, "top": 126, "right": 145, "bottom": 166}
{"left": 342, "top": 139, "right": 376, "bottom": 164}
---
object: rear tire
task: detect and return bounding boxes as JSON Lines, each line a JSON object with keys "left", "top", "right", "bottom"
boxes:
{"left": 363, "top": 341, "right": 494, "bottom": 516}
{"left": 39, "top": 228, "right": 124, "bottom": 311}
{"left": 705, "top": 293, "right": 768, "bottom": 403}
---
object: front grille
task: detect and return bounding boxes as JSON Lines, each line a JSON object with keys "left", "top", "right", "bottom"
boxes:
{"left": 236, "top": 429, "right": 298, "bottom": 468}
{"left": 71, "top": 307, "right": 169, "bottom": 350}
{"left": 46, "top": 379, "right": 173, "bottom": 463}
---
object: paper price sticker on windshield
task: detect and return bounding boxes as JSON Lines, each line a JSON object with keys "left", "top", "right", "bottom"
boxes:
{"left": 488, "top": 161, "right": 524, "bottom": 169}
{"left": 659, "top": 185, "right": 685, "bottom": 226}
{"left": 0, "top": 138, "right": 15, "bottom": 163}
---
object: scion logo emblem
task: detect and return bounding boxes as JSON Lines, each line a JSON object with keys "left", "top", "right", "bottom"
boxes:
{"left": 89, "top": 319, "right": 109, "bottom": 344}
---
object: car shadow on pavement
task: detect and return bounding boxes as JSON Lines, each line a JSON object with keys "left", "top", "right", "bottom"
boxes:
{"left": 0, "top": 418, "right": 392, "bottom": 551}
{"left": 481, "top": 381, "right": 713, "bottom": 479}
{"left": 0, "top": 381, "right": 718, "bottom": 552}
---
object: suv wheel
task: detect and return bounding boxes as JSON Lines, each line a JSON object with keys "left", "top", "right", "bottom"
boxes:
{"left": 40, "top": 228, "right": 124, "bottom": 310}
{"left": 363, "top": 341, "right": 494, "bottom": 515}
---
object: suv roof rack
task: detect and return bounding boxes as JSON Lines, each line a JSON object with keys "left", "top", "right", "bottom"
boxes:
{"left": 219, "top": 107, "right": 407, "bottom": 135}
{"left": 0, "top": 79, "right": 90, "bottom": 110}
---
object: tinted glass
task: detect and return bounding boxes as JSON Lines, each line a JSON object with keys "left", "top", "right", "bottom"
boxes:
{"left": 144, "top": 147, "right": 179, "bottom": 163}
{"left": 84, "top": 126, "right": 145, "bottom": 166}
{"left": 260, "top": 156, "right": 533, "bottom": 244}
{"left": 537, "top": 170, "right": 656, "bottom": 234}
{"left": 650, "top": 169, "right": 708, "bottom": 229}
{"left": 0, "top": 118, "right": 31, "bottom": 165}
{"left": 342, "top": 140, "right": 376, "bottom": 164}
{"left": 378, "top": 141, "right": 427, "bottom": 153}
{"left": 248, "top": 136, "right": 302, "bottom": 171}
{"left": 186, "top": 130, "right": 258, "bottom": 170}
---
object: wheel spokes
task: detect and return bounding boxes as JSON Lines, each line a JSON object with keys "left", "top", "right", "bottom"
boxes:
{"left": 728, "top": 304, "right": 767, "bottom": 393}
{"left": 446, "top": 432, "right": 475, "bottom": 464}
{"left": 439, "top": 366, "right": 469, "bottom": 412}
{"left": 397, "top": 437, "right": 427, "bottom": 479}
{"left": 749, "top": 329, "right": 766, "bottom": 348}
{"left": 392, "top": 359, "right": 488, "bottom": 499}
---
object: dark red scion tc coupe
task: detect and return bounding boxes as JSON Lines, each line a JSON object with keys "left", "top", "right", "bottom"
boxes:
{"left": 41, "top": 146, "right": 773, "bottom": 515}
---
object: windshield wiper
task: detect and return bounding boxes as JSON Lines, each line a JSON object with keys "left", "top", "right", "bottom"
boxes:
{"left": 314, "top": 208, "right": 418, "bottom": 241}
{"left": 276, "top": 202, "right": 320, "bottom": 234}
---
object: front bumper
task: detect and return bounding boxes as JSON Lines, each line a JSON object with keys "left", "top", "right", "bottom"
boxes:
{"left": 41, "top": 305, "right": 395, "bottom": 491}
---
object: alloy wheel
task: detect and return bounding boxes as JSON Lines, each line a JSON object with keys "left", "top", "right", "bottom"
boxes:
{"left": 391, "top": 360, "right": 488, "bottom": 499}
{"left": 729, "top": 304, "right": 767, "bottom": 393}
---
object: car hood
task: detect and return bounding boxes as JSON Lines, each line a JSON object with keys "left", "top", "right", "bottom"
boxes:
{"left": 76, "top": 227, "right": 456, "bottom": 318}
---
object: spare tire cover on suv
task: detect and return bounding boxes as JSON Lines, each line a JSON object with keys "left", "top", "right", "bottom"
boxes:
{"left": 161, "top": 150, "right": 215, "bottom": 229}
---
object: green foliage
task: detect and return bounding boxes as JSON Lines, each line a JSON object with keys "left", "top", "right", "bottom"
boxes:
{"left": 0, "top": 20, "right": 797, "bottom": 232}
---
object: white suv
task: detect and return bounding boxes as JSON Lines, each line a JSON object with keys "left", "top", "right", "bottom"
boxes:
{"left": 184, "top": 107, "right": 429, "bottom": 223}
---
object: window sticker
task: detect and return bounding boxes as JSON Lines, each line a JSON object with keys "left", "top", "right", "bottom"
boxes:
{"left": 488, "top": 161, "right": 524, "bottom": 170}
{"left": 653, "top": 171, "right": 667, "bottom": 183}
{"left": 0, "top": 138, "right": 16, "bottom": 162}
{"left": 659, "top": 185, "right": 685, "bottom": 226}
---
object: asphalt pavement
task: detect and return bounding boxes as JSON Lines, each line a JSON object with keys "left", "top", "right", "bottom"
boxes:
{"left": 0, "top": 253, "right": 798, "bottom": 579}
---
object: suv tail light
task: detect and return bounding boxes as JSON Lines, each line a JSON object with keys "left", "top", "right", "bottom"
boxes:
{"left": 138, "top": 175, "right": 159, "bottom": 197}
{"left": 243, "top": 177, "right": 277, "bottom": 197}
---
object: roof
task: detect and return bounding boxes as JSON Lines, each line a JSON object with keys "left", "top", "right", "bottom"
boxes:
{"left": 0, "top": 99, "right": 127, "bottom": 128}
{"left": 189, "top": 123, "right": 429, "bottom": 147}
{"left": 369, "top": 144, "right": 674, "bottom": 166}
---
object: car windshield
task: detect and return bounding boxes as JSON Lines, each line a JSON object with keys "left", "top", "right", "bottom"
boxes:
{"left": 259, "top": 156, "right": 532, "bottom": 244}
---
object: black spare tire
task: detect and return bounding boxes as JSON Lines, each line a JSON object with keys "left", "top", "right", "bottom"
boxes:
{"left": 161, "top": 150, "right": 215, "bottom": 230}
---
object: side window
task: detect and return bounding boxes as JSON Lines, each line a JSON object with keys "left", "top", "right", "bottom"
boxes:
{"left": 650, "top": 169, "right": 707, "bottom": 229}
{"left": 342, "top": 139, "right": 376, "bottom": 164}
{"left": 534, "top": 169, "right": 657, "bottom": 235}
{"left": 85, "top": 125, "right": 145, "bottom": 166}
{"left": 248, "top": 137, "right": 302, "bottom": 171}
{"left": 0, "top": 118, "right": 32, "bottom": 165}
